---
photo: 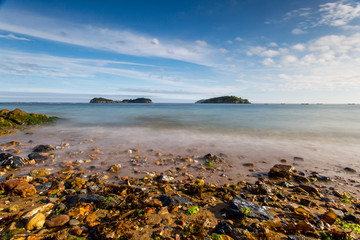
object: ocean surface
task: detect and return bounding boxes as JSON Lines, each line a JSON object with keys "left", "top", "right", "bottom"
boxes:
{"left": 1, "top": 103, "right": 359, "bottom": 140}
{"left": 1, "top": 103, "right": 360, "bottom": 183}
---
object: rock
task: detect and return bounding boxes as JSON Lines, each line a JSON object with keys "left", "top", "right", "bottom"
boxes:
{"left": 344, "top": 214, "right": 357, "bottom": 222}
{"left": 12, "top": 183, "right": 37, "bottom": 197}
{"left": 8, "top": 204, "right": 20, "bottom": 213}
{"left": 268, "top": 164, "right": 294, "bottom": 179}
{"left": 1, "top": 179, "right": 28, "bottom": 192}
{"left": 35, "top": 182, "right": 52, "bottom": 194}
{"left": 66, "top": 194, "right": 105, "bottom": 207}
{"left": 45, "top": 214, "right": 70, "bottom": 228}
{"left": 158, "top": 175, "right": 174, "bottom": 182}
{"left": 99, "top": 195, "right": 121, "bottom": 209}
{"left": 26, "top": 212, "right": 46, "bottom": 230}
{"left": 322, "top": 210, "right": 344, "bottom": 225}
{"left": 203, "top": 153, "right": 225, "bottom": 164}
{"left": 293, "top": 174, "right": 310, "bottom": 184}
{"left": 21, "top": 203, "right": 54, "bottom": 221}
{"left": 213, "top": 221, "right": 233, "bottom": 235}
{"left": 299, "top": 184, "right": 319, "bottom": 195}
{"left": 254, "top": 183, "right": 272, "bottom": 195}
{"left": 30, "top": 169, "right": 51, "bottom": 178}
{"left": 28, "top": 152, "right": 49, "bottom": 162}
{"left": 69, "top": 219, "right": 80, "bottom": 226}
{"left": 107, "top": 164, "right": 122, "bottom": 173}
{"left": 242, "top": 163, "right": 254, "bottom": 167}
{"left": 293, "top": 157, "right": 304, "bottom": 161}
{"left": 32, "top": 144, "right": 54, "bottom": 153}
{"left": 144, "top": 198, "right": 163, "bottom": 207}
{"left": 344, "top": 167, "right": 357, "bottom": 173}
{"left": 0, "top": 153, "right": 25, "bottom": 168}
{"left": 227, "top": 196, "right": 274, "bottom": 221}
{"left": 313, "top": 174, "right": 330, "bottom": 181}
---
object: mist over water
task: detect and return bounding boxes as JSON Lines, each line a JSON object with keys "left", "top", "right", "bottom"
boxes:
{"left": 1, "top": 103, "right": 360, "bottom": 182}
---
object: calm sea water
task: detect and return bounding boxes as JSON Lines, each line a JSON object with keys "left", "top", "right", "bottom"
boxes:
{"left": 1, "top": 103, "right": 360, "bottom": 140}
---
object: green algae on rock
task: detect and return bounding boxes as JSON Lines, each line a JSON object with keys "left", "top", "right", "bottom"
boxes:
{"left": 0, "top": 108, "right": 57, "bottom": 135}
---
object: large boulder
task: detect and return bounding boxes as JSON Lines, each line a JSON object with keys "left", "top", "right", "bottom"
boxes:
{"left": 268, "top": 164, "right": 294, "bottom": 179}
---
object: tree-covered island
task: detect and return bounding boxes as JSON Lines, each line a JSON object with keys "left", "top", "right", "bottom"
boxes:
{"left": 90, "top": 97, "right": 152, "bottom": 103}
{"left": 196, "top": 96, "right": 250, "bottom": 104}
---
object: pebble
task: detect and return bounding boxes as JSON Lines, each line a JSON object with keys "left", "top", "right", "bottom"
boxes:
{"left": 26, "top": 212, "right": 46, "bottom": 230}
{"left": 45, "top": 214, "right": 70, "bottom": 228}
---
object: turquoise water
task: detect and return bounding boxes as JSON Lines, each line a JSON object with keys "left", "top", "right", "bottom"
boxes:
{"left": 1, "top": 103, "right": 360, "bottom": 139}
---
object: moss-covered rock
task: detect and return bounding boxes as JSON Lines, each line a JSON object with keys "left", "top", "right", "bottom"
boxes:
{"left": 0, "top": 109, "right": 57, "bottom": 136}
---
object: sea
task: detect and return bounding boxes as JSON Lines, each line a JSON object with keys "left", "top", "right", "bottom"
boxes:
{"left": 1, "top": 103, "right": 360, "bottom": 182}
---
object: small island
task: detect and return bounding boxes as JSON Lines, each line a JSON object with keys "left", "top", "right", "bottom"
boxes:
{"left": 90, "top": 97, "right": 152, "bottom": 103}
{"left": 196, "top": 96, "right": 250, "bottom": 104}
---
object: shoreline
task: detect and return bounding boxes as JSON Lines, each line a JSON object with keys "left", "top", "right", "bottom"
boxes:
{"left": 1, "top": 126, "right": 360, "bottom": 239}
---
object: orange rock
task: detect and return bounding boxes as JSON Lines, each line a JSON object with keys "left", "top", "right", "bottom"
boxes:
{"left": 13, "top": 183, "right": 37, "bottom": 197}
{"left": 1, "top": 179, "right": 28, "bottom": 192}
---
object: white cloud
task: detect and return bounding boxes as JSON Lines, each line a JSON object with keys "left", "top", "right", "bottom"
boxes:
{"left": 292, "top": 43, "right": 306, "bottom": 51}
{"left": 262, "top": 49, "right": 280, "bottom": 57}
{"left": 235, "top": 37, "right": 243, "bottom": 41}
{"left": 291, "top": 28, "right": 307, "bottom": 35}
{"left": 281, "top": 55, "right": 298, "bottom": 64}
{"left": 268, "top": 42, "right": 278, "bottom": 47}
{"left": 0, "top": 33, "right": 29, "bottom": 41}
{"left": 226, "top": 40, "right": 233, "bottom": 44}
{"left": 0, "top": 10, "right": 221, "bottom": 68}
{"left": 195, "top": 40, "right": 207, "bottom": 46}
{"left": 219, "top": 48, "right": 228, "bottom": 53}
{"left": 151, "top": 38, "right": 159, "bottom": 45}
{"left": 246, "top": 46, "right": 266, "bottom": 56}
{"left": 318, "top": 1, "right": 360, "bottom": 27}
{"left": 262, "top": 58, "right": 276, "bottom": 66}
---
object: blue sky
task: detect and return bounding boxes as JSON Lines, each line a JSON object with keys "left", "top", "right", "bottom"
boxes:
{"left": 0, "top": 0, "right": 360, "bottom": 103}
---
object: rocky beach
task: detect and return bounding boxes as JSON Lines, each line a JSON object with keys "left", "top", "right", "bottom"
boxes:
{"left": 0, "top": 109, "right": 360, "bottom": 239}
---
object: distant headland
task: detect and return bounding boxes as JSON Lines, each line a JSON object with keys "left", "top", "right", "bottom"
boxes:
{"left": 196, "top": 96, "right": 250, "bottom": 104}
{"left": 90, "top": 97, "right": 152, "bottom": 103}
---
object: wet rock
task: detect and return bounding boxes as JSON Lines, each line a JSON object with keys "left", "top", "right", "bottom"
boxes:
{"left": 344, "top": 214, "right": 357, "bottom": 222}
{"left": 32, "top": 144, "right": 54, "bottom": 153}
{"left": 13, "top": 183, "right": 37, "bottom": 197}
{"left": 8, "top": 204, "right": 20, "bottom": 213}
{"left": 288, "top": 235, "right": 309, "bottom": 240}
{"left": 28, "top": 152, "right": 49, "bottom": 162}
{"left": 344, "top": 167, "right": 357, "bottom": 173}
{"left": 268, "top": 164, "right": 294, "bottom": 179}
{"left": 228, "top": 196, "right": 274, "bottom": 220}
{"left": 66, "top": 194, "right": 105, "bottom": 207}
{"left": 203, "top": 153, "right": 225, "bottom": 164}
{"left": 277, "top": 181, "right": 292, "bottom": 188}
{"left": 21, "top": 203, "right": 54, "bottom": 221}
{"left": 254, "top": 183, "right": 272, "bottom": 195}
{"left": 313, "top": 174, "right": 330, "bottom": 181}
{"left": 144, "top": 198, "right": 163, "bottom": 207}
{"left": 158, "top": 175, "right": 174, "bottom": 182}
{"left": 299, "top": 184, "right": 319, "bottom": 195}
{"left": 107, "top": 164, "right": 122, "bottom": 173}
{"left": 99, "top": 194, "right": 121, "bottom": 209}
{"left": 293, "top": 157, "right": 304, "bottom": 161}
{"left": 0, "top": 153, "right": 25, "bottom": 168}
{"left": 35, "top": 182, "right": 52, "bottom": 194}
{"left": 242, "top": 163, "right": 254, "bottom": 167}
{"left": 30, "top": 168, "right": 51, "bottom": 178}
{"left": 213, "top": 221, "right": 233, "bottom": 235}
{"left": 293, "top": 174, "right": 310, "bottom": 184}
{"left": 45, "top": 214, "right": 70, "bottom": 228}
{"left": 1, "top": 179, "right": 28, "bottom": 191}
{"left": 322, "top": 210, "right": 344, "bottom": 225}
{"left": 158, "top": 194, "right": 172, "bottom": 206}
{"left": 69, "top": 219, "right": 80, "bottom": 226}
{"left": 26, "top": 212, "right": 46, "bottom": 230}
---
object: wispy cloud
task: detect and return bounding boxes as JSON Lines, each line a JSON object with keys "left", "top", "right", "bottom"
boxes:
{"left": 0, "top": 33, "right": 30, "bottom": 41}
{"left": 0, "top": 10, "right": 222, "bottom": 68}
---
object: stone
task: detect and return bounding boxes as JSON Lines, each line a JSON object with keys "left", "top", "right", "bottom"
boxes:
{"left": 203, "top": 153, "right": 225, "bottom": 164}
{"left": 1, "top": 179, "right": 28, "bottom": 192}
{"left": 158, "top": 175, "right": 174, "bottom": 182}
{"left": 322, "top": 210, "right": 344, "bottom": 225}
{"left": 144, "top": 198, "right": 163, "bottom": 207}
{"left": 28, "top": 152, "right": 49, "bottom": 162}
{"left": 13, "top": 183, "right": 37, "bottom": 197}
{"left": 313, "top": 174, "right": 330, "bottom": 181}
{"left": 0, "top": 153, "right": 25, "bottom": 168}
{"left": 69, "top": 219, "right": 80, "bottom": 226}
{"left": 293, "top": 174, "right": 310, "bottom": 184}
{"left": 299, "top": 184, "right": 319, "bottom": 195}
{"left": 30, "top": 169, "right": 51, "bottom": 178}
{"left": 268, "top": 164, "right": 294, "bottom": 179}
{"left": 21, "top": 203, "right": 54, "bottom": 221}
{"left": 228, "top": 196, "right": 274, "bottom": 221}
{"left": 107, "top": 164, "right": 122, "bottom": 173}
{"left": 32, "top": 144, "right": 54, "bottom": 153}
{"left": 45, "top": 214, "right": 70, "bottom": 228}
{"left": 293, "top": 157, "right": 304, "bottom": 161}
{"left": 35, "top": 182, "right": 52, "bottom": 194}
{"left": 9, "top": 204, "right": 20, "bottom": 213}
{"left": 213, "top": 221, "right": 233, "bottom": 235}
{"left": 26, "top": 212, "right": 46, "bottom": 230}
{"left": 66, "top": 194, "right": 105, "bottom": 207}
{"left": 344, "top": 167, "right": 356, "bottom": 173}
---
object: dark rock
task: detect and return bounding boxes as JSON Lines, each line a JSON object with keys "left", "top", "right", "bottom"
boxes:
{"left": 288, "top": 235, "right": 309, "bottom": 240}
{"left": 158, "top": 195, "right": 171, "bottom": 206}
{"left": 0, "top": 153, "right": 25, "bottom": 168}
{"left": 230, "top": 228, "right": 250, "bottom": 240}
{"left": 277, "top": 181, "right": 292, "bottom": 188}
{"left": 99, "top": 194, "right": 121, "bottom": 209}
{"left": 254, "top": 183, "right": 272, "bottom": 195}
{"left": 28, "top": 152, "right": 48, "bottom": 162}
{"left": 32, "top": 144, "right": 54, "bottom": 153}
{"left": 227, "top": 196, "right": 274, "bottom": 220}
{"left": 344, "top": 167, "right": 357, "bottom": 173}
{"left": 293, "top": 157, "right": 304, "bottom": 161}
{"left": 66, "top": 194, "right": 105, "bottom": 207}
{"left": 344, "top": 214, "right": 357, "bottom": 222}
{"left": 158, "top": 195, "right": 194, "bottom": 207}
{"left": 313, "top": 174, "right": 330, "bottom": 181}
{"left": 299, "top": 184, "right": 319, "bottom": 195}
{"left": 212, "top": 221, "right": 232, "bottom": 235}
{"left": 35, "top": 182, "right": 52, "bottom": 194}
{"left": 45, "top": 214, "right": 70, "bottom": 228}
{"left": 268, "top": 164, "right": 294, "bottom": 179}
{"left": 203, "top": 153, "right": 225, "bottom": 164}
{"left": 321, "top": 197, "right": 335, "bottom": 203}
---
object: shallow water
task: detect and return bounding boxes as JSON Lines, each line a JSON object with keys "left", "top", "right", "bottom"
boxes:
{"left": 1, "top": 103, "right": 360, "bottom": 186}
